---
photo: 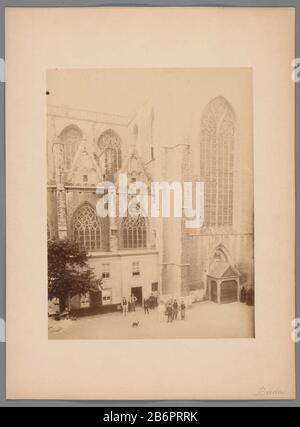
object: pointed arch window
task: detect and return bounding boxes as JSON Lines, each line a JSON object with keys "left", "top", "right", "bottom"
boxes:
{"left": 213, "top": 245, "right": 230, "bottom": 263}
{"left": 121, "top": 215, "right": 147, "bottom": 249}
{"left": 200, "top": 97, "right": 235, "bottom": 227}
{"left": 72, "top": 204, "right": 103, "bottom": 251}
{"left": 60, "top": 125, "right": 82, "bottom": 170}
{"left": 98, "top": 129, "right": 122, "bottom": 178}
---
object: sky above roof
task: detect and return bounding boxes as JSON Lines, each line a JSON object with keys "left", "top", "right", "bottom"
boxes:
{"left": 46, "top": 69, "right": 158, "bottom": 117}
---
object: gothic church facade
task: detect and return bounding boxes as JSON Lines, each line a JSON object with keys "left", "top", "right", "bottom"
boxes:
{"left": 47, "top": 79, "right": 254, "bottom": 309}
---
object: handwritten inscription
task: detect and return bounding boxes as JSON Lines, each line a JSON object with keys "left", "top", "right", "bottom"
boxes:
{"left": 255, "top": 386, "right": 284, "bottom": 398}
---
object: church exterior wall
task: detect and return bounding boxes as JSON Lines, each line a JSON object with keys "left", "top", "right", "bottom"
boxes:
{"left": 47, "top": 69, "right": 254, "bottom": 312}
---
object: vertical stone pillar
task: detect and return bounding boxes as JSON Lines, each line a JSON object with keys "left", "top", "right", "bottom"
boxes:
{"left": 53, "top": 139, "right": 68, "bottom": 239}
{"left": 109, "top": 216, "right": 118, "bottom": 252}
{"left": 180, "top": 143, "right": 192, "bottom": 297}
{"left": 217, "top": 280, "right": 221, "bottom": 305}
{"left": 56, "top": 185, "right": 68, "bottom": 239}
{"left": 53, "top": 138, "right": 64, "bottom": 184}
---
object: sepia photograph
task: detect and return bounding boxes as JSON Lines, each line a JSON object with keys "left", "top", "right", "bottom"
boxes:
{"left": 47, "top": 68, "right": 255, "bottom": 340}
{"left": 5, "top": 5, "right": 296, "bottom": 402}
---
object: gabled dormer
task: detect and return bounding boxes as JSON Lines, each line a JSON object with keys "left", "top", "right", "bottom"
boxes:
{"left": 119, "top": 148, "right": 152, "bottom": 185}
{"left": 66, "top": 138, "right": 102, "bottom": 186}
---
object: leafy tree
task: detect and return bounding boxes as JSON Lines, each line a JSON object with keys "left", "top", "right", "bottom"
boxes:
{"left": 48, "top": 239, "right": 100, "bottom": 312}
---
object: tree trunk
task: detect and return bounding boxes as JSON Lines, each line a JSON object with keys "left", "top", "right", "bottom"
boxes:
{"left": 59, "top": 297, "right": 65, "bottom": 313}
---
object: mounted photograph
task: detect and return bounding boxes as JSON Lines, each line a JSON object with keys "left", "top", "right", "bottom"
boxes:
{"left": 47, "top": 68, "right": 255, "bottom": 340}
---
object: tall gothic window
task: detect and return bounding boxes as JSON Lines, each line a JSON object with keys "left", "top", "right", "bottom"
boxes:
{"left": 60, "top": 125, "right": 82, "bottom": 170}
{"left": 98, "top": 129, "right": 122, "bottom": 178}
{"left": 200, "top": 96, "right": 235, "bottom": 227}
{"left": 72, "top": 203, "right": 103, "bottom": 251}
{"left": 122, "top": 215, "right": 147, "bottom": 249}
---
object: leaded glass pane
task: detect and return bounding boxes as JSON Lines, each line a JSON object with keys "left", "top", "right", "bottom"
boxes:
{"left": 98, "top": 129, "right": 122, "bottom": 178}
{"left": 72, "top": 204, "right": 103, "bottom": 251}
{"left": 60, "top": 126, "right": 82, "bottom": 170}
{"left": 200, "top": 97, "right": 234, "bottom": 227}
{"left": 121, "top": 215, "right": 147, "bottom": 249}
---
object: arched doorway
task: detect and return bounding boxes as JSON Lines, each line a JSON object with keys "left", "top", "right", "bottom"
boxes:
{"left": 220, "top": 280, "right": 238, "bottom": 304}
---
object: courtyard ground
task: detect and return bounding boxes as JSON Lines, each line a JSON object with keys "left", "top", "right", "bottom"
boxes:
{"left": 48, "top": 301, "right": 255, "bottom": 340}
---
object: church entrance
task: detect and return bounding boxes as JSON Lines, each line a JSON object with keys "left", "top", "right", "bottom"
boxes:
{"left": 210, "top": 281, "right": 218, "bottom": 304}
{"left": 207, "top": 247, "right": 241, "bottom": 304}
{"left": 220, "top": 280, "right": 238, "bottom": 304}
{"left": 208, "top": 277, "right": 240, "bottom": 304}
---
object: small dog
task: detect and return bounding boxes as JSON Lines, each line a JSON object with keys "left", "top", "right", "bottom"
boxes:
{"left": 132, "top": 321, "right": 140, "bottom": 328}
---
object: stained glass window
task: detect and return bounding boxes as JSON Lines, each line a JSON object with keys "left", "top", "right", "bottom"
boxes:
{"left": 72, "top": 203, "right": 102, "bottom": 251}
{"left": 98, "top": 129, "right": 122, "bottom": 178}
{"left": 60, "top": 126, "right": 82, "bottom": 170}
{"left": 200, "top": 97, "right": 235, "bottom": 227}
{"left": 122, "top": 215, "right": 147, "bottom": 249}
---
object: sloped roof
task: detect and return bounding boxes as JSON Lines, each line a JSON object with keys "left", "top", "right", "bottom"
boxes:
{"left": 66, "top": 139, "right": 102, "bottom": 185}
{"left": 119, "top": 148, "right": 152, "bottom": 183}
{"left": 208, "top": 261, "right": 240, "bottom": 279}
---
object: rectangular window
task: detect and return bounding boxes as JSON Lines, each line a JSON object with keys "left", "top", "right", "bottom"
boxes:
{"left": 102, "top": 264, "right": 110, "bottom": 279}
{"left": 80, "top": 294, "right": 90, "bottom": 308}
{"left": 102, "top": 289, "right": 112, "bottom": 306}
{"left": 132, "top": 262, "right": 140, "bottom": 276}
{"left": 152, "top": 282, "right": 158, "bottom": 292}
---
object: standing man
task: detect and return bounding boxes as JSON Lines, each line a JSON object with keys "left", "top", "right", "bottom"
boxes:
{"left": 173, "top": 299, "right": 178, "bottom": 321}
{"left": 166, "top": 302, "right": 173, "bottom": 323}
{"left": 121, "top": 297, "right": 128, "bottom": 317}
{"left": 130, "top": 294, "right": 137, "bottom": 312}
{"left": 180, "top": 300, "right": 186, "bottom": 320}
{"left": 149, "top": 293, "right": 155, "bottom": 310}
{"left": 144, "top": 298, "right": 150, "bottom": 314}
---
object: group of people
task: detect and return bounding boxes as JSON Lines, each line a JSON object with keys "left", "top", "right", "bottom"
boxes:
{"left": 121, "top": 294, "right": 138, "bottom": 316}
{"left": 121, "top": 294, "right": 186, "bottom": 323}
{"left": 143, "top": 294, "right": 158, "bottom": 314}
{"left": 121, "top": 293, "right": 158, "bottom": 316}
{"left": 158, "top": 299, "right": 186, "bottom": 323}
